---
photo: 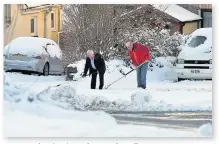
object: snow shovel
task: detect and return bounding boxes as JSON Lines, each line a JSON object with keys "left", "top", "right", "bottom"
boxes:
{"left": 104, "top": 60, "right": 148, "bottom": 89}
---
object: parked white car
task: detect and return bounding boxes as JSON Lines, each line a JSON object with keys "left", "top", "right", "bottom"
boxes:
{"left": 176, "top": 28, "right": 212, "bottom": 81}
{"left": 4, "top": 37, "right": 64, "bottom": 76}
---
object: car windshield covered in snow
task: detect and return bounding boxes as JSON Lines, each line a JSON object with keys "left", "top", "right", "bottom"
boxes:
{"left": 188, "top": 36, "right": 207, "bottom": 48}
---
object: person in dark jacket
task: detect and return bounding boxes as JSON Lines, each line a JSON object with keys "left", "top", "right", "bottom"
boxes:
{"left": 82, "top": 50, "right": 106, "bottom": 89}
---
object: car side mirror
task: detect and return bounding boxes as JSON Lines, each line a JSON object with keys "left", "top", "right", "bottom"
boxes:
{"left": 46, "top": 43, "right": 51, "bottom": 47}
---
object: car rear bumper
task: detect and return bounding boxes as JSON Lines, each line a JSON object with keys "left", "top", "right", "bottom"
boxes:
{"left": 4, "top": 59, "right": 43, "bottom": 73}
{"left": 176, "top": 68, "right": 212, "bottom": 79}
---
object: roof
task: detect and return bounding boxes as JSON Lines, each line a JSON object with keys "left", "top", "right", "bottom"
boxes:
{"left": 153, "top": 4, "right": 202, "bottom": 22}
{"left": 23, "top": 4, "right": 59, "bottom": 10}
{"left": 25, "top": 4, "right": 42, "bottom": 7}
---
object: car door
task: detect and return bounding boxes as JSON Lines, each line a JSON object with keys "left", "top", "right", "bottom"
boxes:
{"left": 52, "top": 43, "right": 63, "bottom": 74}
{"left": 44, "top": 43, "right": 56, "bottom": 74}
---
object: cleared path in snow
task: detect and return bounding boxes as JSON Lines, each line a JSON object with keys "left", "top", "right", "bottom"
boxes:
{"left": 110, "top": 111, "right": 212, "bottom": 130}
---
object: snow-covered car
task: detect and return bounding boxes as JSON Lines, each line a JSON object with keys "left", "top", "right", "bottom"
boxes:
{"left": 4, "top": 37, "right": 64, "bottom": 76}
{"left": 176, "top": 28, "right": 212, "bottom": 81}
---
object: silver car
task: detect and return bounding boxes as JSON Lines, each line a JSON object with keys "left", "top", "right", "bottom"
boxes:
{"left": 4, "top": 37, "right": 64, "bottom": 76}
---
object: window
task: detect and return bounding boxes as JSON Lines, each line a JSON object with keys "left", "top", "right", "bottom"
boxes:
{"left": 4, "top": 4, "right": 11, "bottom": 24}
{"left": 30, "top": 17, "right": 37, "bottom": 34}
{"left": 201, "top": 9, "right": 212, "bottom": 28}
{"left": 203, "top": 12, "right": 212, "bottom": 27}
{"left": 31, "top": 18, "right": 35, "bottom": 33}
{"left": 51, "top": 12, "right": 55, "bottom": 29}
{"left": 188, "top": 36, "right": 207, "bottom": 48}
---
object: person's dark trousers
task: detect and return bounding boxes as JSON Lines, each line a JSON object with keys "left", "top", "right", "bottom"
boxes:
{"left": 91, "top": 73, "right": 97, "bottom": 89}
{"left": 91, "top": 73, "right": 105, "bottom": 89}
{"left": 99, "top": 73, "right": 104, "bottom": 89}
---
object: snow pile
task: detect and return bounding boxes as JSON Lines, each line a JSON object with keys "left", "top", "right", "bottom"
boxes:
{"left": 35, "top": 83, "right": 211, "bottom": 112}
{"left": 4, "top": 72, "right": 23, "bottom": 102}
{"left": 148, "top": 57, "right": 177, "bottom": 81}
{"left": 4, "top": 72, "right": 65, "bottom": 103}
{"left": 198, "top": 123, "right": 212, "bottom": 137}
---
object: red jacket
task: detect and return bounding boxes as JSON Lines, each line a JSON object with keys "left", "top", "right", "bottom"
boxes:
{"left": 128, "top": 42, "right": 150, "bottom": 66}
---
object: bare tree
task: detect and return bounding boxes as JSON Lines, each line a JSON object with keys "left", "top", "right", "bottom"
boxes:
{"left": 61, "top": 4, "right": 184, "bottom": 65}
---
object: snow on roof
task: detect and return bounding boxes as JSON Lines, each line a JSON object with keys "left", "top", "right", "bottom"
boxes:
{"left": 25, "top": 4, "right": 42, "bottom": 7}
{"left": 152, "top": 4, "right": 202, "bottom": 22}
{"left": 24, "top": 4, "right": 55, "bottom": 9}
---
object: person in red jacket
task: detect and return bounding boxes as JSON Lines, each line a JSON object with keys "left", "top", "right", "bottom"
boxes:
{"left": 126, "top": 41, "right": 151, "bottom": 89}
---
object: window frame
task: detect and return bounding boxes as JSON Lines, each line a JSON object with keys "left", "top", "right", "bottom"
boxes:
{"left": 30, "top": 16, "right": 37, "bottom": 35}
{"left": 201, "top": 9, "right": 212, "bottom": 28}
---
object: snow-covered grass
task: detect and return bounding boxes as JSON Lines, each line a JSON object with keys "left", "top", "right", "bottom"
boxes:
{"left": 3, "top": 57, "right": 212, "bottom": 137}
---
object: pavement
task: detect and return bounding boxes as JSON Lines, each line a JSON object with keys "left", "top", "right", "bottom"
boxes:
{"left": 109, "top": 111, "right": 212, "bottom": 130}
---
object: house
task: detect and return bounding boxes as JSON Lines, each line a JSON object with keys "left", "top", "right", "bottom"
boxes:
{"left": 179, "top": 4, "right": 212, "bottom": 28}
{"left": 198, "top": 4, "right": 212, "bottom": 28}
{"left": 4, "top": 4, "right": 63, "bottom": 46}
{"left": 152, "top": 4, "right": 203, "bottom": 35}
{"left": 116, "top": 4, "right": 211, "bottom": 35}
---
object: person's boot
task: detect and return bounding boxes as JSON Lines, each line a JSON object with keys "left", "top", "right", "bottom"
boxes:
{"left": 140, "top": 85, "right": 146, "bottom": 89}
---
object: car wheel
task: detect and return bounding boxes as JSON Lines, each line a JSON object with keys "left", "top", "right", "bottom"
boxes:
{"left": 178, "top": 77, "right": 184, "bottom": 82}
{"left": 43, "top": 63, "right": 49, "bottom": 76}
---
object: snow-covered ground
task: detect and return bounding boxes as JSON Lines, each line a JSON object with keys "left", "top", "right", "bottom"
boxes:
{"left": 3, "top": 58, "right": 212, "bottom": 137}
{"left": 5, "top": 101, "right": 210, "bottom": 137}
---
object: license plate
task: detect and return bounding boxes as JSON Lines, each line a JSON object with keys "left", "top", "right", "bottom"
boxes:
{"left": 191, "top": 70, "right": 200, "bottom": 73}
{"left": 12, "top": 53, "right": 24, "bottom": 57}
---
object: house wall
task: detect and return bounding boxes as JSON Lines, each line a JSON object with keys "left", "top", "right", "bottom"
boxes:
{"left": 4, "top": 4, "right": 62, "bottom": 46}
{"left": 173, "top": 23, "right": 181, "bottom": 33}
{"left": 182, "top": 22, "right": 198, "bottom": 35}
{"left": 46, "top": 7, "right": 62, "bottom": 44}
